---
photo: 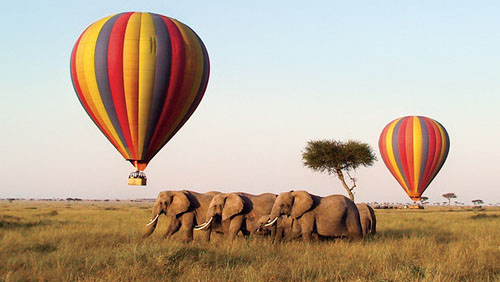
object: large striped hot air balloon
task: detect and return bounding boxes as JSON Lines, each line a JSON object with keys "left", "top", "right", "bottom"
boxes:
{"left": 378, "top": 116, "right": 450, "bottom": 201}
{"left": 70, "top": 12, "right": 210, "bottom": 185}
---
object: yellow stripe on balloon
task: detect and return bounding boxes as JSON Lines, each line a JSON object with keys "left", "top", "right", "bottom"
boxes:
{"left": 385, "top": 119, "right": 410, "bottom": 194}
{"left": 137, "top": 13, "right": 156, "bottom": 158}
{"left": 412, "top": 116, "right": 422, "bottom": 194}
{"left": 75, "top": 27, "right": 97, "bottom": 123}
{"left": 76, "top": 15, "right": 128, "bottom": 158}
{"left": 123, "top": 12, "right": 141, "bottom": 159}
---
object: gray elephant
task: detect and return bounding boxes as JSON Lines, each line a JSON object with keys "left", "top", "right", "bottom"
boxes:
{"left": 266, "top": 191, "right": 363, "bottom": 241}
{"left": 143, "top": 190, "right": 220, "bottom": 242}
{"left": 195, "top": 192, "right": 276, "bottom": 240}
{"left": 356, "top": 203, "right": 376, "bottom": 236}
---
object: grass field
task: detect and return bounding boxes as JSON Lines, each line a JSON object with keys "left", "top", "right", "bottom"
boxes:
{"left": 0, "top": 201, "right": 499, "bottom": 282}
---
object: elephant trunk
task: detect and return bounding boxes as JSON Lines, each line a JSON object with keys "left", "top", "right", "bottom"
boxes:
{"left": 143, "top": 201, "right": 161, "bottom": 238}
{"left": 266, "top": 206, "right": 281, "bottom": 227}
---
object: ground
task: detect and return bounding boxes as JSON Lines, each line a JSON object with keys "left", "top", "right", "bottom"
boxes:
{"left": 0, "top": 201, "right": 499, "bottom": 281}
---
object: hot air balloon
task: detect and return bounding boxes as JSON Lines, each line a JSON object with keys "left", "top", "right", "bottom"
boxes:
{"left": 379, "top": 116, "right": 450, "bottom": 201}
{"left": 70, "top": 12, "right": 210, "bottom": 185}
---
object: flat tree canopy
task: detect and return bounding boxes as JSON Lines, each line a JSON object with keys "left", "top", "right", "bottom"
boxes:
{"left": 302, "top": 139, "right": 376, "bottom": 200}
{"left": 442, "top": 193, "right": 457, "bottom": 205}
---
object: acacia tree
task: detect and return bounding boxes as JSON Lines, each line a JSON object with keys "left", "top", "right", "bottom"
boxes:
{"left": 472, "top": 199, "right": 484, "bottom": 207}
{"left": 302, "top": 139, "right": 377, "bottom": 201}
{"left": 442, "top": 193, "right": 457, "bottom": 205}
{"left": 420, "top": 196, "right": 429, "bottom": 205}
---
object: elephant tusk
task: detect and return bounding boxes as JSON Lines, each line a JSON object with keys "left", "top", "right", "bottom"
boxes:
{"left": 264, "top": 217, "right": 278, "bottom": 227}
{"left": 146, "top": 214, "right": 160, "bottom": 226}
{"left": 194, "top": 217, "right": 213, "bottom": 231}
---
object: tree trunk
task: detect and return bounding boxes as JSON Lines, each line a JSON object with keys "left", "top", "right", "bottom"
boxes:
{"left": 337, "top": 170, "right": 355, "bottom": 201}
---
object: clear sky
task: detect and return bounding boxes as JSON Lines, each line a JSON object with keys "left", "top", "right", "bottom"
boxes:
{"left": 1, "top": 1, "right": 499, "bottom": 204}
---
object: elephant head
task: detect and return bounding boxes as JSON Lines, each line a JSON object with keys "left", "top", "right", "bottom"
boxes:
{"left": 194, "top": 193, "right": 244, "bottom": 230}
{"left": 266, "top": 191, "right": 313, "bottom": 227}
{"left": 143, "top": 191, "right": 191, "bottom": 238}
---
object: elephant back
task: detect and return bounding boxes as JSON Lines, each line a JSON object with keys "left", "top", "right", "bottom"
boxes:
{"left": 186, "top": 191, "right": 220, "bottom": 222}
{"left": 314, "top": 194, "right": 362, "bottom": 238}
{"left": 241, "top": 193, "right": 277, "bottom": 217}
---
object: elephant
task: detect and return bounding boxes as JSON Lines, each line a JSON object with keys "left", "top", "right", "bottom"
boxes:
{"left": 143, "top": 190, "right": 220, "bottom": 242}
{"left": 258, "top": 215, "right": 303, "bottom": 242}
{"left": 194, "top": 192, "right": 276, "bottom": 240}
{"left": 266, "top": 191, "right": 363, "bottom": 241}
{"left": 356, "top": 203, "right": 376, "bottom": 236}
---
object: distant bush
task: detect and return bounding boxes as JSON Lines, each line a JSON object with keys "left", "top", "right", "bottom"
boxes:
{"left": 25, "top": 243, "right": 57, "bottom": 253}
{"left": 43, "top": 210, "right": 58, "bottom": 216}
{"left": 470, "top": 213, "right": 498, "bottom": 220}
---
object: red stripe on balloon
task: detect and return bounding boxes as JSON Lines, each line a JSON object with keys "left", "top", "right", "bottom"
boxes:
{"left": 108, "top": 12, "right": 135, "bottom": 158}
{"left": 70, "top": 33, "right": 86, "bottom": 107}
{"left": 145, "top": 16, "right": 187, "bottom": 161}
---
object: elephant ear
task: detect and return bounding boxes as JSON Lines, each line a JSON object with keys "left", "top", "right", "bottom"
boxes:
{"left": 290, "top": 191, "right": 313, "bottom": 218}
{"left": 222, "top": 194, "right": 244, "bottom": 221}
{"left": 167, "top": 191, "right": 191, "bottom": 216}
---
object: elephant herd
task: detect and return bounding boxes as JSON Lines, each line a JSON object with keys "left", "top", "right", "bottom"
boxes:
{"left": 143, "top": 190, "right": 376, "bottom": 243}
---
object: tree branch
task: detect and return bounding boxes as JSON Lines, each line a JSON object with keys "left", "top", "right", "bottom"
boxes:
{"left": 346, "top": 171, "right": 357, "bottom": 191}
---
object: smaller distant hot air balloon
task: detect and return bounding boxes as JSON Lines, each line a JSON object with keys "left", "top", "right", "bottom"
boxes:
{"left": 379, "top": 116, "right": 450, "bottom": 201}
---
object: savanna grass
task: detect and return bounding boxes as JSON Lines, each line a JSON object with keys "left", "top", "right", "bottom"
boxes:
{"left": 0, "top": 201, "right": 498, "bottom": 281}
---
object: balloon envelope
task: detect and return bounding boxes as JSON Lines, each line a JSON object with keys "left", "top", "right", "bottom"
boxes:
{"left": 70, "top": 12, "right": 209, "bottom": 173}
{"left": 379, "top": 116, "right": 450, "bottom": 201}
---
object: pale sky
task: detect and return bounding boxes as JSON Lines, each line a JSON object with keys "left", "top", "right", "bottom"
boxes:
{"left": 1, "top": 1, "right": 499, "bottom": 204}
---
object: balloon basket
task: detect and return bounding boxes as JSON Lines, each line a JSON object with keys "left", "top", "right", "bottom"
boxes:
{"left": 408, "top": 204, "right": 424, "bottom": 209}
{"left": 128, "top": 171, "right": 147, "bottom": 186}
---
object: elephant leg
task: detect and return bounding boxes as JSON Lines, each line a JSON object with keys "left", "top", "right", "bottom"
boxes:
{"left": 179, "top": 213, "right": 194, "bottom": 242}
{"left": 280, "top": 226, "right": 293, "bottom": 242}
{"left": 228, "top": 215, "right": 244, "bottom": 241}
{"left": 248, "top": 230, "right": 256, "bottom": 240}
{"left": 270, "top": 226, "right": 277, "bottom": 243}
{"left": 346, "top": 212, "right": 363, "bottom": 240}
{"left": 163, "top": 217, "right": 181, "bottom": 239}
{"left": 299, "top": 215, "right": 314, "bottom": 242}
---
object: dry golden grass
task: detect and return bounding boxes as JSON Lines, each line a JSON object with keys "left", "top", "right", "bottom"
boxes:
{"left": 0, "top": 201, "right": 499, "bottom": 282}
